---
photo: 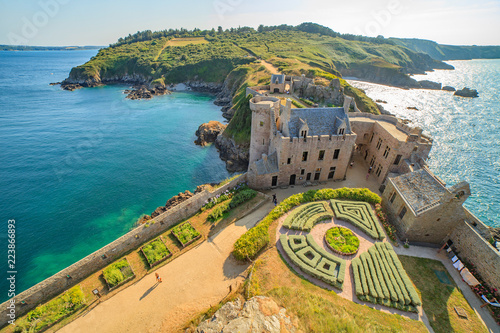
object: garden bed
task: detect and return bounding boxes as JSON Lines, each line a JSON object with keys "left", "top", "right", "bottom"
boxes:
{"left": 141, "top": 236, "right": 172, "bottom": 268}
{"left": 330, "top": 199, "right": 385, "bottom": 240}
{"left": 282, "top": 201, "right": 333, "bottom": 231}
{"left": 103, "top": 258, "right": 136, "bottom": 291}
{"left": 171, "top": 221, "right": 201, "bottom": 247}
{"left": 324, "top": 227, "right": 360, "bottom": 255}
{"left": 351, "top": 243, "right": 420, "bottom": 312}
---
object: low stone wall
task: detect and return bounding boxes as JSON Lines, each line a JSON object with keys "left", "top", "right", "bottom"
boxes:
{"left": 246, "top": 85, "right": 269, "bottom": 97}
{"left": 0, "top": 174, "right": 247, "bottom": 327}
{"left": 449, "top": 220, "right": 500, "bottom": 292}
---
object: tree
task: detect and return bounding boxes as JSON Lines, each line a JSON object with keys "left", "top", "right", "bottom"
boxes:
{"left": 258, "top": 24, "right": 264, "bottom": 33}
{"left": 218, "top": 26, "right": 223, "bottom": 34}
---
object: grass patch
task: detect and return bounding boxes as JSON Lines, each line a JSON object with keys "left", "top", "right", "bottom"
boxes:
{"left": 166, "top": 37, "right": 209, "bottom": 47}
{"left": 325, "top": 226, "right": 360, "bottom": 255}
{"left": 141, "top": 237, "right": 171, "bottom": 267}
{"left": 400, "top": 255, "right": 487, "bottom": 333}
{"left": 12, "top": 286, "right": 85, "bottom": 333}
{"left": 102, "top": 258, "right": 135, "bottom": 290}
{"left": 171, "top": 222, "right": 201, "bottom": 247}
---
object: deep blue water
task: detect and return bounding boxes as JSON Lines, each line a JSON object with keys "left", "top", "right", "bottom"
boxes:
{"left": 348, "top": 59, "right": 500, "bottom": 229}
{"left": 0, "top": 50, "right": 230, "bottom": 301}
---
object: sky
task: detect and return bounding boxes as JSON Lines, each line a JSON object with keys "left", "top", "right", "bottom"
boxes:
{"left": 0, "top": 0, "right": 499, "bottom": 46}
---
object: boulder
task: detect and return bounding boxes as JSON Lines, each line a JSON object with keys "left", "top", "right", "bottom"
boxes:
{"left": 194, "top": 121, "right": 227, "bottom": 146}
{"left": 442, "top": 85, "right": 456, "bottom": 92}
{"left": 407, "top": 106, "right": 419, "bottom": 111}
{"left": 454, "top": 87, "right": 479, "bottom": 98}
{"left": 418, "top": 80, "right": 442, "bottom": 90}
{"left": 125, "top": 85, "right": 171, "bottom": 100}
{"left": 150, "top": 190, "right": 194, "bottom": 218}
{"left": 195, "top": 296, "right": 298, "bottom": 333}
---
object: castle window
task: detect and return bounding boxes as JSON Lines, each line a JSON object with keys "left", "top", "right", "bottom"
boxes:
{"left": 370, "top": 156, "right": 376, "bottom": 167}
{"left": 302, "top": 151, "right": 308, "bottom": 161}
{"left": 262, "top": 139, "right": 265, "bottom": 145}
{"left": 287, "top": 158, "right": 291, "bottom": 164}
{"left": 318, "top": 150, "right": 325, "bottom": 161}
{"left": 383, "top": 146, "right": 390, "bottom": 158}
{"left": 370, "top": 133, "right": 375, "bottom": 143}
{"left": 376, "top": 138, "right": 383, "bottom": 150}
{"left": 301, "top": 169, "right": 305, "bottom": 175}
{"left": 260, "top": 121, "right": 264, "bottom": 127}
{"left": 314, "top": 169, "right": 321, "bottom": 180}
{"left": 376, "top": 165, "right": 382, "bottom": 177}
{"left": 328, "top": 167, "right": 336, "bottom": 179}
{"left": 333, "top": 149, "right": 340, "bottom": 160}
{"left": 393, "top": 154, "right": 402, "bottom": 165}
{"left": 301, "top": 130, "right": 307, "bottom": 138}
{"left": 389, "top": 192, "right": 396, "bottom": 203}
{"left": 339, "top": 128, "right": 345, "bottom": 135}
{"left": 413, "top": 146, "right": 418, "bottom": 152}
{"left": 399, "top": 206, "right": 407, "bottom": 219}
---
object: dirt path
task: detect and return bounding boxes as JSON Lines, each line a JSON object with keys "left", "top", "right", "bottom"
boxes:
{"left": 58, "top": 201, "right": 274, "bottom": 333}
{"left": 259, "top": 60, "right": 280, "bottom": 74}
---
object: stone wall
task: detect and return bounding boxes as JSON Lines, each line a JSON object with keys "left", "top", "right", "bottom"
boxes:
{"left": 0, "top": 174, "right": 247, "bottom": 328}
{"left": 449, "top": 220, "right": 500, "bottom": 291}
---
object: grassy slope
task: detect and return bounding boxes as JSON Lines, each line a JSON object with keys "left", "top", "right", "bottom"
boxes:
{"left": 400, "top": 255, "right": 487, "bottom": 333}
{"left": 66, "top": 26, "right": 454, "bottom": 144}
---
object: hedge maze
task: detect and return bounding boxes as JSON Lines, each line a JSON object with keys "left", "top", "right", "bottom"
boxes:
{"left": 282, "top": 202, "right": 333, "bottom": 231}
{"left": 330, "top": 200, "right": 385, "bottom": 240}
{"left": 351, "top": 243, "right": 421, "bottom": 312}
{"left": 280, "top": 234, "right": 346, "bottom": 290}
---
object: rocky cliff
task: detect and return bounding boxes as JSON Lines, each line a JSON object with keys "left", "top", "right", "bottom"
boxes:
{"left": 195, "top": 121, "right": 227, "bottom": 146}
{"left": 195, "top": 296, "right": 298, "bottom": 333}
{"left": 215, "top": 134, "right": 249, "bottom": 172}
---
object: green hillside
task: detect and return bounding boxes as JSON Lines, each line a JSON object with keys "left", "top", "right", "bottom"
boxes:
{"left": 63, "top": 23, "right": 456, "bottom": 146}
{"left": 390, "top": 38, "right": 500, "bottom": 61}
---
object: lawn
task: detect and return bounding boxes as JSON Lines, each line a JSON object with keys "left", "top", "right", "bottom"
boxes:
{"left": 399, "top": 255, "right": 487, "bottom": 333}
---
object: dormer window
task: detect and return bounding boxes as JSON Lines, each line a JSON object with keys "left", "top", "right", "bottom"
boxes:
{"left": 300, "top": 130, "right": 307, "bottom": 138}
{"left": 339, "top": 128, "right": 345, "bottom": 135}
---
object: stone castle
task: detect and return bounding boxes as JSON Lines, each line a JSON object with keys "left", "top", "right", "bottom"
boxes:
{"left": 246, "top": 75, "right": 499, "bottom": 291}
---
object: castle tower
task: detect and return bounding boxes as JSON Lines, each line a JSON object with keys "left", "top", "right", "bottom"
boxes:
{"left": 249, "top": 96, "right": 281, "bottom": 165}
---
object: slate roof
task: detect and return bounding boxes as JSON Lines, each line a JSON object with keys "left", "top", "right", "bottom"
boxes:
{"left": 271, "top": 74, "right": 285, "bottom": 85}
{"left": 391, "top": 168, "right": 447, "bottom": 215}
{"left": 287, "top": 108, "right": 351, "bottom": 137}
{"left": 255, "top": 152, "right": 279, "bottom": 175}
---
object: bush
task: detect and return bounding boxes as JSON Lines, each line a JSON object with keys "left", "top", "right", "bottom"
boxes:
{"left": 325, "top": 227, "right": 360, "bottom": 255}
{"left": 233, "top": 188, "right": 381, "bottom": 261}
{"left": 103, "top": 259, "right": 134, "bottom": 288}
{"left": 229, "top": 188, "right": 257, "bottom": 209}
{"left": 291, "top": 99, "right": 304, "bottom": 108}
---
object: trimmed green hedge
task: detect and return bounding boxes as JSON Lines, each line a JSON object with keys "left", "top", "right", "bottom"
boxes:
{"left": 283, "top": 202, "right": 329, "bottom": 231}
{"left": 233, "top": 188, "right": 381, "bottom": 261}
{"left": 288, "top": 235, "right": 308, "bottom": 251}
{"left": 351, "top": 243, "right": 421, "bottom": 312}
{"left": 279, "top": 234, "right": 343, "bottom": 289}
{"left": 306, "top": 234, "right": 346, "bottom": 284}
{"left": 330, "top": 199, "right": 385, "bottom": 240}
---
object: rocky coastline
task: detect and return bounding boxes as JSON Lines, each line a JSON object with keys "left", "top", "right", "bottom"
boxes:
{"left": 194, "top": 121, "right": 226, "bottom": 146}
{"left": 124, "top": 85, "right": 171, "bottom": 100}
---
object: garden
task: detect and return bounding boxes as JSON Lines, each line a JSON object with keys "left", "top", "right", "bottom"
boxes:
{"left": 12, "top": 286, "right": 85, "bottom": 333}
{"left": 280, "top": 233, "right": 346, "bottom": 290}
{"left": 324, "top": 226, "right": 360, "bottom": 255}
{"left": 171, "top": 222, "right": 201, "bottom": 247}
{"left": 351, "top": 242, "right": 421, "bottom": 312}
{"left": 330, "top": 199, "right": 385, "bottom": 240}
{"left": 282, "top": 201, "right": 333, "bottom": 231}
{"left": 103, "top": 258, "right": 135, "bottom": 290}
{"left": 141, "top": 237, "right": 172, "bottom": 267}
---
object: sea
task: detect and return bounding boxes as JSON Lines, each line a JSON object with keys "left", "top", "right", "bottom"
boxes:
{"left": 347, "top": 59, "right": 500, "bottom": 230}
{"left": 0, "top": 50, "right": 230, "bottom": 302}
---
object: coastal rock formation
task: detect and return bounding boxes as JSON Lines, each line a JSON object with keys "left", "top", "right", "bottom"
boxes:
{"left": 195, "top": 296, "right": 298, "bottom": 333}
{"left": 454, "top": 87, "right": 479, "bottom": 98}
{"left": 124, "top": 85, "right": 171, "bottom": 100}
{"left": 214, "top": 71, "right": 248, "bottom": 120}
{"left": 418, "top": 80, "right": 442, "bottom": 90}
{"left": 407, "top": 106, "right": 419, "bottom": 111}
{"left": 215, "top": 134, "right": 249, "bottom": 172}
{"left": 442, "top": 85, "right": 456, "bottom": 92}
{"left": 194, "top": 121, "right": 227, "bottom": 146}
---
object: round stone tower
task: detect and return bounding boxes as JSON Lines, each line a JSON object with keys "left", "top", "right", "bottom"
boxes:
{"left": 248, "top": 96, "right": 280, "bottom": 165}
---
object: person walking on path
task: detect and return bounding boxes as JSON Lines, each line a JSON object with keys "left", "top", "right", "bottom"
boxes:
{"left": 155, "top": 272, "right": 162, "bottom": 283}
{"left": 272, "top": 194, "right": 277, "bottom": 206}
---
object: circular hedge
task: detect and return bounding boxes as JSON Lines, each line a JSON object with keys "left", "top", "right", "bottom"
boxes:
{"left": 325, "top": 227, "right": 360, "bottom": 255}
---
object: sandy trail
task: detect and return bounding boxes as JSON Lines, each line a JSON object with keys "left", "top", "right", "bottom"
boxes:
{"left": 58, "top": 201, "right": 274, "bottom": 333}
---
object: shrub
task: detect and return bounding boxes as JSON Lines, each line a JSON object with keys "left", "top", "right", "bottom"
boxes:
{"left": 172, "top": 222, "right": 201, "bottom": 246}
{"left": 229, "top": 188, "right": 257, "bottom": 209}
{"left": 233, "top": 188, "right": 381, "bottom": 261}
{"left": 103, "top": 259, "right": 134, "bottom": 288}
{"left": 291, "top": 99, "right": 304, "bottom": 108}
{"left": 325, "top": 227, "right": 360, "bottom": 255}
{"left": 330, "top": 200, "right": 385, "bottom": 240}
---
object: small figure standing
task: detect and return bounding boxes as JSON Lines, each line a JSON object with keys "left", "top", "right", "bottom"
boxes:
{"left": 272, "top": 194, "right": 277, "bottom": 206}
{"left": 350, "top": 161, "right": 354, "bottom": 168}
{"left": 155, "top": 272, "right": 162, "bottom": 283}
{"left": 368, "top": 166, "right": 373, "bottom": 174}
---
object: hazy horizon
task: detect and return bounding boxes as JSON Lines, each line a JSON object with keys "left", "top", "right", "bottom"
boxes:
{"left": 1, "top": 0, "right": 499, "bottom": 47}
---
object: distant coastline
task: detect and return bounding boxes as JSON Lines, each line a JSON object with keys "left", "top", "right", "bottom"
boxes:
{"left": 0, "top": 45, "right": 103, "bottom": 51}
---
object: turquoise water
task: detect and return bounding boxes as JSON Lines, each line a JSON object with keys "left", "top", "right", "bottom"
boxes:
{"left": 0, "top": 50, "right": 230, "bottom": 301}
{"left": 348, "top": 59, "right": 500, "bottom": 229}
